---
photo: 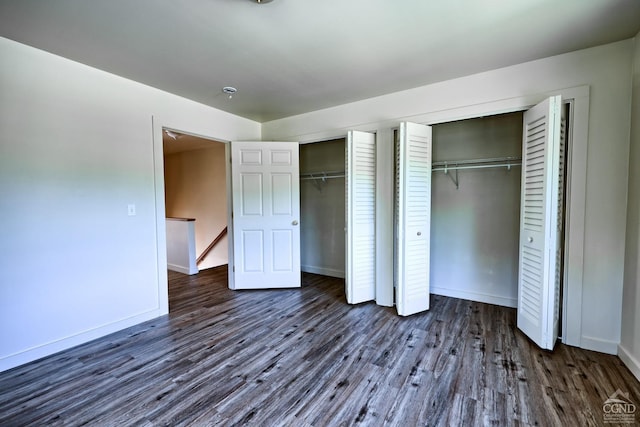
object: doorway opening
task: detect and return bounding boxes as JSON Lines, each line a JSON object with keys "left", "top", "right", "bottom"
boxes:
{"left": 392, "top": 101, "right": 572, "bottom": 343}
{"left": 299, "top": 138, "right": 347, "bottom": 279}
{"left": 429, "top": 111, "right": 524, "bottom": 308}
{"left": 162, "top": 128, "right": 229, "bottom": 311}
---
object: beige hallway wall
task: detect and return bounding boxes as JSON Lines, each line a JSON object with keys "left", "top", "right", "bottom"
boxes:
{"left": 165, "top": 143, "right": 228, "bottom": 269}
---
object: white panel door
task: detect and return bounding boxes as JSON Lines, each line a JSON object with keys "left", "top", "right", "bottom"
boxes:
{"left": 395, "top": 122, "right": 432, "bottom": 316}
{"left": 345, "top": 130, "right": 376, "bottom": 304}
{"left": 518, "top": 96, "right": 564, "bottom": 350}
{"left": 230, "top": 141, "right": 300, "bottom": 289}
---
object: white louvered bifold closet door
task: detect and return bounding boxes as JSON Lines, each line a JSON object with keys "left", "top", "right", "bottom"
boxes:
{"left": 345, "top": 130, "right": 376, "bottom": 304}
{"left": 517, "top": 96, "right": 563, "bottom": 350}
{"left": 395, "top": 122, "right": 432, "bottom": 316}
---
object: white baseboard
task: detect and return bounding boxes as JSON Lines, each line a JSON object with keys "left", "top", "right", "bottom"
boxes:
{"left": 580, "top": 335, "right": 619, "bottom": 355}
{"left": 301, "top": 265, "right": 345, "bottom": 279}
{"left": 430, "top": 286, "right": 517, "bottom": 308}
{"left": 618, "top": 344, "right": 640, "bottom": 382}
{"left": 0, "top": 308, "right": 165, "bottom": 373}
{"left": 168, "top": 263, "right": 198, "bottom": 275}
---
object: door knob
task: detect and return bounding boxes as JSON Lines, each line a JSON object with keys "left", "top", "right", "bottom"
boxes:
{"left": 292, "top": 220, "right": 299, "bottom": 226}
{"left": 417, "top": 231, "right": 422, "bottom": 236}
{"left": 528, "top": 236, "right": 533, "bottom": 243}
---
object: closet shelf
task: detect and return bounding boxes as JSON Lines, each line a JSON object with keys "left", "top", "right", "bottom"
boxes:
{"left": 432, "top": 156, "right": 521, "bottom": 189}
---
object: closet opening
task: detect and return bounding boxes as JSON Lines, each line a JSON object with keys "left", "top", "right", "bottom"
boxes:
{"left": 161, "top": 128, "right": 230, "bottom": 312}
{"left": 299, "top": 138, "right": 347, "bottom": 280}
{"left": 394, "top": 104, "right": 572, "bottom": 341}
{"left": 430, "top": 111, "right": 524, "bottom": 309}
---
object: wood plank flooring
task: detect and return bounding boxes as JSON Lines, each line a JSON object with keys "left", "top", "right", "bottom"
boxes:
{"left": 1, "top": 266, "right": 639, "bottom": 426}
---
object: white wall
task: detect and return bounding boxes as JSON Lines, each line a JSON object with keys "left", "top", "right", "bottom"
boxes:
{"left": 0, "top": 37, "right": 260, "bottom": 372}
{"left": 620, "top": 33, "right": 640, "bottom": 381}
{"left": 430, "top": 113, "right": 522, "bottom": 307}
{"left": 263, "top": 40, "right": 635, "bottom": 354}
{"left": 300, "top": 139, "right": 346, "bottom": 278}
{"left": 166, "top": 219, "right": 198, "bottom": 275}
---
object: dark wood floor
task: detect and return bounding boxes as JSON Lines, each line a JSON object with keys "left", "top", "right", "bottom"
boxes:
{"left": 1, "top": 267, "right": 638, "bottom": 426}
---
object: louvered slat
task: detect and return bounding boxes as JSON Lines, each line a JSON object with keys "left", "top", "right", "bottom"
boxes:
{"left": 523, "top": 117, "right": 547, "bottom": 232}
{"left": 520, "top": 246, "right": 543, "bottom": 321}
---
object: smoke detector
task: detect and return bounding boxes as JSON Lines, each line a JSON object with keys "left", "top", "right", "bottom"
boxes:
{"left": 222, "top": 86, "right": 237, "bottom": 99}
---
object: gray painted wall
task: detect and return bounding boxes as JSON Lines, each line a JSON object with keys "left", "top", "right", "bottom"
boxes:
{"left": 164, "top": 143, "right": 228, "bottom": 269}
{"left": 430, "top": 112, "right": 523, "bottom": 307}
{"left": 300, "top": 139, "right": 346, "bottom": 278}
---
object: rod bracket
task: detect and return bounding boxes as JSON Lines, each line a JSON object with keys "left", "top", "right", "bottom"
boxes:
{"left": 444, "top": 163, "right": 459, "bottom": 189}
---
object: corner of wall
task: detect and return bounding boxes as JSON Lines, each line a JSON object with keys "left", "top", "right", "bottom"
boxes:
{"left": 619, "top": 343, "right": 640, "bottom": 382}
{"left": 619, "top": 31, "right": 640, "bottom": 381}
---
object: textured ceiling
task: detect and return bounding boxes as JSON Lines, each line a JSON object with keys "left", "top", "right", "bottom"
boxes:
{"left": 1, "top": 0, "right": 639, "bottom": 122}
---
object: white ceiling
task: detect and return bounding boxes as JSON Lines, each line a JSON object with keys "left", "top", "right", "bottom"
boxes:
{"left": 1, "top": 0, "right": 639, "bottom": 122}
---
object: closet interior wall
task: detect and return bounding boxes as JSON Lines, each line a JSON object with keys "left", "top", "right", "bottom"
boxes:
{"left": 300, "top": 139, "right": 346, "bottom": 278}
{"left": 431, "top": 112, "right": 523, "bottom": 307}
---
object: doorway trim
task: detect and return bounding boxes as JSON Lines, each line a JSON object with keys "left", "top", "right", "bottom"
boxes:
{"left": 152, "top": 116, "right": 232, "bottom": 313}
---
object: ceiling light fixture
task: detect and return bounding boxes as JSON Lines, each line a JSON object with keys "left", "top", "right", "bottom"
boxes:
{"left": 254, "top": 0, "right": 274, "bottom": 3}
{"left": 222, "top": 86, "right": 237, "bottom": 99}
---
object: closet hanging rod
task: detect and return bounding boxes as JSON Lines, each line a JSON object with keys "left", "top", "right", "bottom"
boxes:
{"left": 431, "top": 156, "right": 521, "bottom": 167}
{"left": 300, "top": 175, "right": 345, "bottom": 181}
{"left": 432, "top": 156, "right": 521, "bottom": 189}
{"left": 432, "top": 162, "right": 521, "bottom": 172}
{"left": 300, "top": 170, "right": 345, "bottom": 181}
